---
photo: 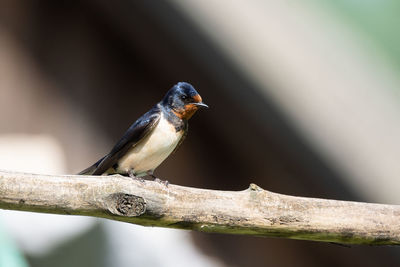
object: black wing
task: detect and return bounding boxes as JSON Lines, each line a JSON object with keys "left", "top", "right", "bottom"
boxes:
{"left": 81, "top": 105, "right": 161, "bottom": 175}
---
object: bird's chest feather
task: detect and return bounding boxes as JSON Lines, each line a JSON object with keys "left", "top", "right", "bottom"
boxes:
{"left": 117, "top": 114, "right": 183, "bottom": 174}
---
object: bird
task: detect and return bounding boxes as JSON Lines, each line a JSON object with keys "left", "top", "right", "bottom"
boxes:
{"left": 78, "top": 82, "right": 208, "bottom": 182}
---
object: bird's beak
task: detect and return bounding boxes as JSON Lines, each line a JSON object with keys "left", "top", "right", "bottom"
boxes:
{"left": 193, "top": 102, "right": 209, "bottom": 108}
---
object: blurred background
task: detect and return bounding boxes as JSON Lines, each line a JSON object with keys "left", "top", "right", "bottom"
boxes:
{"left": 0, "top": 1, "right": 400, "bottom": 266}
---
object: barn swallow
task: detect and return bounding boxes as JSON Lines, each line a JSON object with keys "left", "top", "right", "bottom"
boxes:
{"left": 79, "top": 82, "right": 208, "bottom": 181}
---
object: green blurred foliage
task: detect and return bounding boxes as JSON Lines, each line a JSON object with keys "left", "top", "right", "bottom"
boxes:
{"left": 316, "top": 0, "right": 400, "bottom": 73}
{"left": 0, "top": 221, "right": 29, "bottom": 267}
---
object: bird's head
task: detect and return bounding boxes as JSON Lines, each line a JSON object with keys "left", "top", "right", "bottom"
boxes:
{"left": 162, "top": 82, "right": 208, "bottom": 120}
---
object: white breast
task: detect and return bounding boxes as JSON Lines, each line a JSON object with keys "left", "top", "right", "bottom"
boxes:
{"left": 116, "top": 113, "right": 183, "bottom": 176}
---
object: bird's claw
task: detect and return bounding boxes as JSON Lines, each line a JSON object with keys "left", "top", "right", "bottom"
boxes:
{"left": 154, "top": 177, "right": 169, "bottom": 187}
{"left": 136, "top": 177, "right": 146, "bottom": 183}
{"left": 128, "top": 170, "right": 145, "bottom": 183}
{"left": 146, "top": 171, "right": 168, "bottom": 187}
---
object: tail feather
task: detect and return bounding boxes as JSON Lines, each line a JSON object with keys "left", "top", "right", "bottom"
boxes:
{"left": 78, "top": 164, "right": 97, "bottom": 175}
{"left": 78, "top": 156, "right": 105, "bottom": 175}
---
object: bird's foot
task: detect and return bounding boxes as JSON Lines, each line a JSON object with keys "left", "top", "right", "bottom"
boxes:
{"left": 154, "top": 177, "right": 169, "bottom": 187}
{"left": 128, "top": 169, "right": 145, "bottom": 183}
{"left": 147, "top": 172, "right": 157, "bottom": 179}
{"left": 110, "top": 174, "right": 124, "bottom": 177}
{"left": 145, "top": 171, "right": 168, "bottom": 187}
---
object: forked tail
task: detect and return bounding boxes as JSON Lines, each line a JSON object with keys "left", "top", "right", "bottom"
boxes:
{"left": 77, "top": 156, "right": 105, "bottom": 175}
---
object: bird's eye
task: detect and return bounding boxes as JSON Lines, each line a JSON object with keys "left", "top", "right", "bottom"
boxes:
{"left": 180, "top": 95, "right": 187, "bottom": 100}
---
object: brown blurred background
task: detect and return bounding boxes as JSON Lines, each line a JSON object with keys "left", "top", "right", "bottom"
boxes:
{"left": 0, "top": 1, "right": 400, "bottom": 267}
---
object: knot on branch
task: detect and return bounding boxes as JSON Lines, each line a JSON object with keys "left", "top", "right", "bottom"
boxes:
{"left": 248, "top": 183, "right": 263, "bottom": 191}
{"left": 106, "top": 193, "right": 146, "bottom": 217}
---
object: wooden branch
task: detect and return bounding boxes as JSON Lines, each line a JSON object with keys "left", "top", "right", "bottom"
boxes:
{"left": 0, "top": 170, "right": 399, "bottom": 245}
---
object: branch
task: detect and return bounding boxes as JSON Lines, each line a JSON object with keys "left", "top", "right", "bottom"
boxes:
{"left": 0, "top": 170, "right": 399, "bottom": 245}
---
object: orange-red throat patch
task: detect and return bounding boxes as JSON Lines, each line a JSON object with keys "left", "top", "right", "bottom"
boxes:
{"left": 172, "top": 104, "right": 199, "bottom": 120}
{"left": 172, "top": 94, "right": 202, "bottom": 120}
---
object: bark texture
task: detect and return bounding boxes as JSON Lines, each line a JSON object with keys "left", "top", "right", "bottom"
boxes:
{"left": 0, "top": 170, "right": 399, "bottom": 245}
